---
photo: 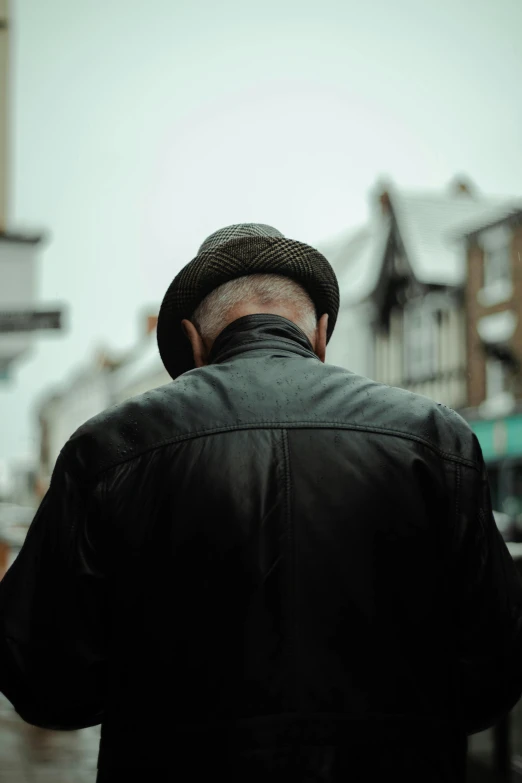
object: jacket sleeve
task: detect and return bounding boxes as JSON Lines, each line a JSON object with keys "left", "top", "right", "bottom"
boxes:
{"left": 449, "top": 442, "right": 522, "bottom": 735}
{"left": 0, "top": 448, "right": 108, "bottom": 730}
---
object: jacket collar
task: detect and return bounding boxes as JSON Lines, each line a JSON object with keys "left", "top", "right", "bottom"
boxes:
{"left": 207, "top": 314, "right": 318, "bottom": 365}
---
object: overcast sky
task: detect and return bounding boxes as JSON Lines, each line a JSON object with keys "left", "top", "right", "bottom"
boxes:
{"left": 1, "top": 0, "right": 522, "bottom": 465}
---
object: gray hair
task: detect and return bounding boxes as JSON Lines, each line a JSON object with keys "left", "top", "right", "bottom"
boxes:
{"left": 192, "top": 274, "right": 318, "bottom": 344}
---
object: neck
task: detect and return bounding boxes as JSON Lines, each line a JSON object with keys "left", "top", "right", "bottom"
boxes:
{"left": 223, "top": 305, "right": 313, "bottom": 347}
{"left": 207, "top": 313, "right": 319, "bottom": 366}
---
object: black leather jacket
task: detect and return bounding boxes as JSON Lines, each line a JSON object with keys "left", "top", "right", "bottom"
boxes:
{"left": 2, "top": 314, "right": 522, "bottom": 781}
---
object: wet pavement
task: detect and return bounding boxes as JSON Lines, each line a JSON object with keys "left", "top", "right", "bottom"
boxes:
{"left": 0, "top": 693, "right": 100, "bottom": 783}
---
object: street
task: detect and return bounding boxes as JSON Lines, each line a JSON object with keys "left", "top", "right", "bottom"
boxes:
{"left": 0, "top": 693, "right": 100, "bottom": 783}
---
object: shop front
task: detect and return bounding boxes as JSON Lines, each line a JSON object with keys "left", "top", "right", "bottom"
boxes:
{"left": 469, "top": 414, "right": 522, "bottom": 523}
{"left": 466, "top": 413, "right": 522, "bottom": 780}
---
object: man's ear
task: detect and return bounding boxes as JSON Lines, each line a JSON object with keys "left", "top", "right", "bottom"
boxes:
{"left": 315, "top": 313, "right": 329, "bottom": 363}
{"left": 181, "top": 319, "right": 208, "bottom": 368}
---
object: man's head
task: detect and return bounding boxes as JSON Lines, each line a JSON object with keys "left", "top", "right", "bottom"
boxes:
{"left": 181, "top": 273, "right": 329, "bottom": 368}
{"left": 156, "top": 223, "right": 339, "bottom": 380}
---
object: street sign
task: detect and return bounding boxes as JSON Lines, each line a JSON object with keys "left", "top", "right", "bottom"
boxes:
{"left": 0, "top": 309, "right": 63, "bottom": 333}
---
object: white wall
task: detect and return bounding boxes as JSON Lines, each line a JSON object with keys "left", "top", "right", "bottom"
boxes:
{"left": 111, "top": 332, "right": 170, "bottom": 403}
{"left": 37, "top": 334, "right": 171, "bottom": 479}
{"left": 326, "top": 301, "right": 373, "bottom": 378}
{"left": 43, "top": 370, "right": 113, "bottom": 471}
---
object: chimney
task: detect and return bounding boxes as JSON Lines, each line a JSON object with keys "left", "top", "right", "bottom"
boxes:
{"left": 96, "top": 348, "right": 108, "bottom": 369}
{"left": 95, "top": 346, "right": 119, "bottom": 370}
{"left": 146, "top": 314, "right": 158, "bottom": 335}
{"left": 372, "top": 178, "right": 393, "bottom": 215}
{"left": 450, "top": 176, "right": 476, "bottom": 197}
{"left": 379, "top": 190, "right": 391, "bottom": 215}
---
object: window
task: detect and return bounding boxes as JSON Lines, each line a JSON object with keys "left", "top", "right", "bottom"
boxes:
{"left": 480, "top": 225, "right": 513, "bottom": 303}
{"left": 486, "top": 357, "right": 509, "bottom": 399}
{"left": 403, "top": 301, "right": 437, "bottom": 381}
{"left": 484, "top": 244, "right": 511, "bottom": 289}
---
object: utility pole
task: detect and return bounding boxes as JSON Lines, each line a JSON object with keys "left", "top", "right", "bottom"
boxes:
{"left": 0, "top": 0, "right": 8, "bottom": 231}
{"left": 0, "top": 1, "right": 62, "bottom": 380}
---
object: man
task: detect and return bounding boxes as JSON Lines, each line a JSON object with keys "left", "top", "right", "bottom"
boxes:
{"left": 1, "top": 223, "right": 522, "bottom": 782}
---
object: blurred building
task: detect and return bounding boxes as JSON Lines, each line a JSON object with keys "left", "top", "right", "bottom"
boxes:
{"left": 0, "top": 501, "right": 34, "bottom": 578}
{"left": 9, "top": 456, "right": 38, "bottom": 507}
{"left": 36, "top": 348, "right": 123, "bottom": 495}
{"left": 0, "top": 459, "right": 11, "bottom": 501}
{"left": 111, "top": 314, "right": 169, "bottom": 403}
{"left": 35, "top": 314, "right": 170, "bottom": 494}
{"left": 318, "top": 177, "right": 521, "bottom": 408}
{"left": 459, "top": 207, "right": 522, "bottom": 522}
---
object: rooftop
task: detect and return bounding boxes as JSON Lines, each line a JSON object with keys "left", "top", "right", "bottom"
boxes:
{"left": 316, "top": 180, "right": 522, "bottom": 304}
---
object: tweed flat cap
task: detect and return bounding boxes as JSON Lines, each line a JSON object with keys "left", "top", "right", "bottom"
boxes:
{"left": 157, "top": 223, "right": 340, "bottom": 380}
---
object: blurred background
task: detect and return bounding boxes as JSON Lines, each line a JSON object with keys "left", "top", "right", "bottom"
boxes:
{"left": 1, "top": 0, "right": 522, "bottom": 780}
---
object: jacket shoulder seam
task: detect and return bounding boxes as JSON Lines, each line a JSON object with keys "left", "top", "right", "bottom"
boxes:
{"left": 81, "top": 420, "right": 480, "bottom": 479}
